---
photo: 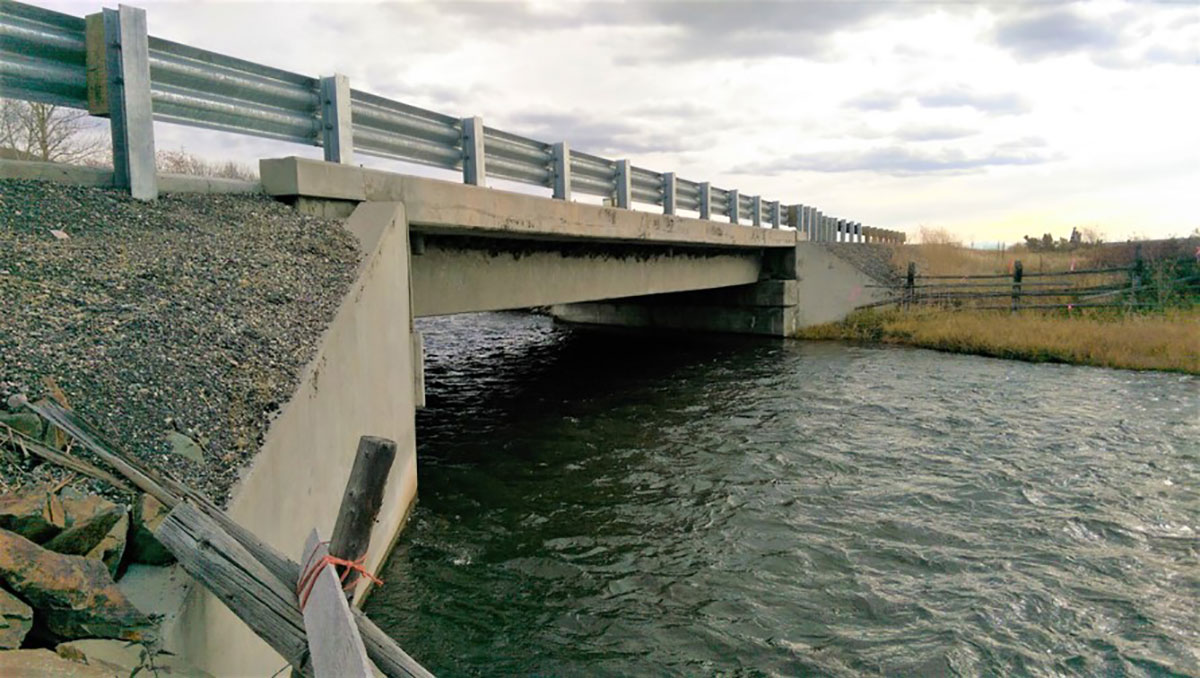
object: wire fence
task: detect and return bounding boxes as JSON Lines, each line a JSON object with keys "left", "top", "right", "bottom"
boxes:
{"left": 861, "top": 254, "right": 1200, "bottom": 312}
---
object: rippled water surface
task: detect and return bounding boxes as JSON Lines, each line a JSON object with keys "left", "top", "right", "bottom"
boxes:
{"left": 366, "top": 313, "right": 1199, "bottom": 677}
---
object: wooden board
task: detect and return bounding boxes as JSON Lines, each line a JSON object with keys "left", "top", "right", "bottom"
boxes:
{"left": 299, "top": 530, "right": 373, "bottom": 678}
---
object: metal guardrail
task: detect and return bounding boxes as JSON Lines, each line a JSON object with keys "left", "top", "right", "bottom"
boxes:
{"left": 0, "top": 0, "right": 908, "bottom": 244}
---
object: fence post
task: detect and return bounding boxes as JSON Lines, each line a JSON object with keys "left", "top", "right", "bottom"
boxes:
{"left": 552, "top": 142, "right": 571, "bottom": 200}
{"left": 698, "top": 182, "right": 711, "bottom": 219}
{"left": 320, "top": 74, "right": 353, "bottom": 164}
{"left": 1130, "top": 243, "right": 1144, "bottom": 306}
{"left": 329, "top": 436, "right": 397, "bottom": 598}
{"left": 728, "top": 189, "right": 739, "bottom": 224}
{"left": 103, "top": 5, "right": 156, "bottom": 200}
{"left": 905, "top": 262, "right": 916, "bottom": 309}
{"left": 461, "top": 116, "right": 485, "bottom": 186}
{"left": 615, "top": 159, "right": 632, "bottom": 208}
{"left": 1011, "top": 259, "right": 1023, "bottom": 311}
{"left": 662, "top": 172, "right": 677, "bottom": 215}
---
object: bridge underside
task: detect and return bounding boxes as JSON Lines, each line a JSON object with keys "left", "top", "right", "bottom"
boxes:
{"left": 411, "top": 235, "right": 761, "bottom": 316}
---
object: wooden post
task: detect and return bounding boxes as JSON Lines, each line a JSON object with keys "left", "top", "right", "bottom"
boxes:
{"left": 1130, "top": 243, "right": 1144, "bottom": 307}
{"left": 905, "top": 262, "right": 916, "bottom": 309}
{"left": 1011, "top": 259, "right": 1023, "bottom": 311}
{"left": 330, "top": 436, "right": 397, "bottom": 598}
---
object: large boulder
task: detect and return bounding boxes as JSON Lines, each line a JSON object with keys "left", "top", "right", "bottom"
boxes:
{"left": 0, "top": 587, "right": 33, "bottom": 649}
{"left": 128, "top": 494, "right": 175, "bottom": 566}
{"left": 43, "top": 509, "right": 128, "bottom": 577}
{"left": 0, "top": 648, "right": 121, "bottom": 677}
{"left": 0, "top": 529, "right": 150, "bottom": 641}
{"left": 59, "top": 489, "right": 119, "bottom": 528}
{"left": 0, "top": 486, "right": 65, "bottom": 542}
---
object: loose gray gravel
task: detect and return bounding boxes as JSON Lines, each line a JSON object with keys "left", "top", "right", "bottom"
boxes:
{"left": 1, "top": 179, "right": 360, "bottom": 504}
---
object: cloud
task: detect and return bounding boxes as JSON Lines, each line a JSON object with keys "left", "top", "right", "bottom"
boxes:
{"left": 915, "top": 86, "right": 1032, "bottom": 115}
{"left": 989, "top": 4, "right": 1198, "bottom": 69}
{"left": 844, "top": 85, "right": 1030, "bottom": 116}
{"left": 892, "top": 124, "right": 978, "bottom": 142}
{"left": 992, "top": 6, "right": 1120, "bottom": 60}
{"left": 425, "top": 1, "right": 921, "bottom": 63}
{"left": 500, "top": 110, "right": 702, "bottom": 156}
{"left": 734, "top": 141, "right": 1059, "bottom": 177}
{"left": 845, "top": 91, "right": 906, "bottom": 112}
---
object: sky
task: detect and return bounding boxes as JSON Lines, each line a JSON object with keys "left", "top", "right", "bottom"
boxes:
{"left": 41, "top": 0, "right": 1200, "bottom": 244}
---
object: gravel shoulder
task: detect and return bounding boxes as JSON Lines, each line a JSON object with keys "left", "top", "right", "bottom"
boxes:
{"left": 1, "top": 179, "right": 360, "bottom": 505}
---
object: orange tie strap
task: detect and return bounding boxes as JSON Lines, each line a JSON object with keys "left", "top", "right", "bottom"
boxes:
{"left": 296, "top": 540, "right": 384, "bottom": 610}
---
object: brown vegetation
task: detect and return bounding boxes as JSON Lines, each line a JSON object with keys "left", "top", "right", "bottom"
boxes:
{"left": 798, "top": 308, "right": 1199, "bottom": 374}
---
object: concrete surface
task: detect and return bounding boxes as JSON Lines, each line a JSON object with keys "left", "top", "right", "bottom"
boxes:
{"left": 174, "top": 202, "right": 419, "bottom": 676}
{"left": 260, "top": 156, "right": 797, "bottom": 250}
{"left": 412, "top": 237, "right": 762, "bottom": 317}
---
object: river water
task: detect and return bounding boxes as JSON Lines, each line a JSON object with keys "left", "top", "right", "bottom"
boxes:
{"left": 366, "top": 312, "right": 1199, "bottom": 677}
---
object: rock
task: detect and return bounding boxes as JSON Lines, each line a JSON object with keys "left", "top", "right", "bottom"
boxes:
{"left": 57, "top": 639, "right": 215, "bottom": 677}
{"left": 43, "top": 509, "right": 128, "bottom": 577}
{"left": 0, "top": 588, "right": 33, "bottom": 649}
{"left": 0, "top": 486, "right": 65, "bottom": 542}
{"left": 59, "top": 489, "right": 119, "bottom": 528}
{"left": 128, "top": 494, "right": 175, "bottom": 565}
{"left": 0, "top": 648, "right": 121, "bottom": 677}
{"left": 0, "top": 529, "right": 150, "bottom": 641}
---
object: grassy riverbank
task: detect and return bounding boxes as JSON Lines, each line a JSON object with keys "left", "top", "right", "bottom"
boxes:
{"left": 798, "top": 308, "right": 1200, "bottom": 374}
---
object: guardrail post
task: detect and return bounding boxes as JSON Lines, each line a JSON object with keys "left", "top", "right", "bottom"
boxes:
{"left": 461, "top": 116, "right": 486, "bottom": 186}
{"left": 663, "top": 172, "right": 677, "bottom": 215}
{"left": 615, "top": 159, "right": 632, "bottom": 208}
{"left": 855, "top": 222, "right": 863, "bottom": 243}
{"left": 320, "top": 74, "right": 353, "bottom": 164}
{"left": 728, "top": 189, "right": 739, "bottom": 224}
{"left": 770, "top": 201, "right": 781, "bottom": 229}
{"left": 813, "top": 211, "right": 822, "bottom": 241}
{"left": 751, "top": 195, "right": 762, "bottom": 226}
{"left": 103, "top": 5, "right": 156, "bottom": 200}
{"left": 800, "top": 206, "right": 810, "bottom": 239}
{"left": 698, "top": 182, "right": 711, "bottom": 219}
{"left": 552, "top": 142, "right": 571, "bottom": 200}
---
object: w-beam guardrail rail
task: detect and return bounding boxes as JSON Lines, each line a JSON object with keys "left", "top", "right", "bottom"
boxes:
{"left": 0, "top": 0, "right": 906, "bottom": 244}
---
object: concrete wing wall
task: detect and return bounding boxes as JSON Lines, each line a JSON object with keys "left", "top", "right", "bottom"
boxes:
{"left": 175, "top": 202, "right": 420, "bottom": 676}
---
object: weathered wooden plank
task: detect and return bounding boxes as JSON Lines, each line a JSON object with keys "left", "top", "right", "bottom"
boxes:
{"left": 330, "top": 436, "right": 396, "bottom": 596}
{"left": 155, "top": 502, "right": 313, "bottom": 676}
{"left": 299, "top": 530, "right": 373, "bottom": 678}
{"left": 158, "top": 502, "right": 433, "bottom": 678}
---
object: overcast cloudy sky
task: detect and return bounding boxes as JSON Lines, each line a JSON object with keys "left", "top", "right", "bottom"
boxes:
{"left": 45, "top": 0, "right": 1200, "bottom": 243}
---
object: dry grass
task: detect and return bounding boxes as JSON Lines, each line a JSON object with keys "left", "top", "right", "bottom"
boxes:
{"left": 891, "top": 242, "right": 1107, "bottom": 278}
{"left": 797, "top": 308, "right": 1200, "bottom": 374}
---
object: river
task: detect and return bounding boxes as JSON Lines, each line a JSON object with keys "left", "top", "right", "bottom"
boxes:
{"left": 365, "top": 312, "right": 1199, "bottom": 677}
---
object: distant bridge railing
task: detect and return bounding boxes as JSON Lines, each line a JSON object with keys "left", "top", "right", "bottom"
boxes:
{"left": 0, "top": 0, "right": 906, "bottom": 244}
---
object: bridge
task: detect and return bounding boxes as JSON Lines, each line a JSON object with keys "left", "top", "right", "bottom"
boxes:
{"left": 2, "top": 2, "right": 911, "bottom": 675}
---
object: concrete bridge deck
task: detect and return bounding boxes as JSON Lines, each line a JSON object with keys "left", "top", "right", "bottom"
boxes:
{"left": 261, "top": 157, "right": 799, "bottom": 318}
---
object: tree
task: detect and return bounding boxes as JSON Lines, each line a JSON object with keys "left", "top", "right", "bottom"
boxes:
{"left": 0, "top": 99, "right": 107, "bottom": 165}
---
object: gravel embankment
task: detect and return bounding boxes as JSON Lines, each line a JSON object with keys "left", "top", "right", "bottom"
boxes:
{"left": 822, "top": 243, "right": 904, "bottom": 287}
{"left": 1, "top": 179, "right": 360, "bottom": 504}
